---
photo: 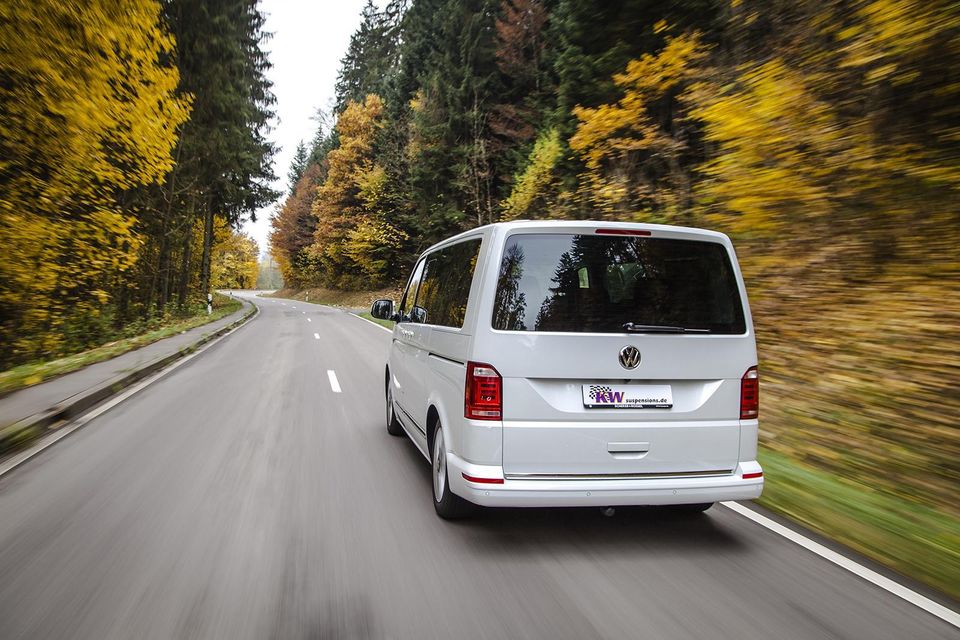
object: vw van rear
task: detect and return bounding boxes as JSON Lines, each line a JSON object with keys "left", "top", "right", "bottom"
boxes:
{"left": 374, "top": 221, "right": 763, "bottom": 518}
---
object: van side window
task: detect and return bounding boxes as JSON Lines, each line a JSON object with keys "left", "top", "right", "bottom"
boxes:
{"left": 414, "top": 238, "right": 481, "bottom": 328}
{"left": 398, "top": 258, "right": 426, "bottom": 321}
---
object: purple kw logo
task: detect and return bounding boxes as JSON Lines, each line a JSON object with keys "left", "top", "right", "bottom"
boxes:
{"left": 589, "top": 385, "right": 624, "bottom": 404}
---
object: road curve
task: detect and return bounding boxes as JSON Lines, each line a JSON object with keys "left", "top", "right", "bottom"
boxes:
{"left": 0, "top": 293, "right": 954, "bottom": 639}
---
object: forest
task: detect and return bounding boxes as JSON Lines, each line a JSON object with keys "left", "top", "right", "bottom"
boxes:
{"left": 0, "top": 0, "right": 268, "bottom": 369}
{"left": 270, "top": 0, "right": 959, "bottom": 595}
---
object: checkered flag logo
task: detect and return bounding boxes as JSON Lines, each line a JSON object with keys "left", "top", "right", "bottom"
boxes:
{"left": 588, "top": 385, "right": 612, "bottom": 401}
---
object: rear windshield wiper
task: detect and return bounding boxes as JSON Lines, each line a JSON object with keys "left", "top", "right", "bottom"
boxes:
{"left": 622, "top": 323, "right": 710, "bottom": 334}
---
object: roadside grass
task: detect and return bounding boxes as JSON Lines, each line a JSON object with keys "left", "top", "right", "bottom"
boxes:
{"left": 759, "top": 448, "right": 960, "bottom": 600}
{"left": 357, "top": 311, "right": 395, "bottom": 329}
{"left": 0, "top": 294, "right": 243, "bottom": 396}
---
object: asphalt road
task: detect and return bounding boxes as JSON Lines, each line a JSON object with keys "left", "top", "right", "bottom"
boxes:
{"left": 0, "top": 293, "right": 954, "bottom": 640}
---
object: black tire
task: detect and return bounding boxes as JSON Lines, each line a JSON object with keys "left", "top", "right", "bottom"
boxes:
{"left": 385, "top": 375, "right": 403, "bottom": 436}
{"left": 431, "top": 421, "right": 472, "bottom": 519}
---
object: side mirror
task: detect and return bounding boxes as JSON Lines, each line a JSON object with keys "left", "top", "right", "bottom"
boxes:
{"left": 370, "top": 299, "right": 395, "bottom": 320}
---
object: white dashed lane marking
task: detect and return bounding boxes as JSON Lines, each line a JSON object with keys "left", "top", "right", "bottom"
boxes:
{"left": 327, "top": 370, "right": 341, "bottom": 393}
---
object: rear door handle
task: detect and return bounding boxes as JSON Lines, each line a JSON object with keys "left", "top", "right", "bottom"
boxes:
{"left": 608, "top": 442, "right": 650, "bottom": 459}
{"left": 607, "top": 442, "right": 650, "bottom": 453}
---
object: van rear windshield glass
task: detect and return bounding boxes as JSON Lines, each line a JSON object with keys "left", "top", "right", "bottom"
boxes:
{"left": 492, "top": 233, "right": 746, "bottom": 334}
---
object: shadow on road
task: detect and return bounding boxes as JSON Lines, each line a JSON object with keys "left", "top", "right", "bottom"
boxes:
{"left": 391, "top": 431, "right": 748, "bottom": 559}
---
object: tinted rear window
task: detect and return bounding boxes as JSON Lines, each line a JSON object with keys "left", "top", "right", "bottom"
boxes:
{"left": 492, "top": 233, "right": 746, "bottom": 334}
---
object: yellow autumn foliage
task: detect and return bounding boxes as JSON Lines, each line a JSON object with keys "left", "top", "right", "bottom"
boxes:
{"left": 559, "top": 2, "right": 960, "bottom": 529}
{"left": 210, "top": 219, "right": 260, "bottom": 290}
{"left": 311, "top": 94, "right": 407, "bottom": 287}
{"left": 691, "top": 0, "right": 960, "bottom": 251}
{"left": 0, "top": 0, "right": 190, "bottom": 363}
{"left": 688, "top": 59, "right": 845, "bottom": 233}
{"left": 569, "top": 33, "right": 707, "bottom": 220}
{"left": 500, "top": 128, "right": 563, "bottom": 221}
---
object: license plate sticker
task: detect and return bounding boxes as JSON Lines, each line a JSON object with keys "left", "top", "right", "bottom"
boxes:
{"left": 582, "top": 384, "right": 673, "bottom": 409}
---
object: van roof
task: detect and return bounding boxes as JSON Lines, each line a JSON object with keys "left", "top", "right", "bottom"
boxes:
{"left": 420, "top": 220, "right": 731, "bottom": 256}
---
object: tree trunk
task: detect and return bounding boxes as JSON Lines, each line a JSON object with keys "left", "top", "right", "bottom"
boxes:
{"left": 158, "top": 235, "right": 171, "bottom": 313}
{"left": 200, "top": 200, "right": 214, "bottom": 296}
{"left": 176, "top": 193, "right": 197, "bottom": 306}
{"left": 156, "top": 130, "right": 184, "bottom": 315}
{"left": 177, "top": 229, "right": 192, "bottom": 306}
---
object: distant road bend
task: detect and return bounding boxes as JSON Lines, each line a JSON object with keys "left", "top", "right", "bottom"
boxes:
{"left": 0, "top": 292, "right": 955, "bottom": 639}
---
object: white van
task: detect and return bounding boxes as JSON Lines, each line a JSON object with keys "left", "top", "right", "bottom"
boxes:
{"left": 370, "top": 221, "right": 763, "bottom": 518}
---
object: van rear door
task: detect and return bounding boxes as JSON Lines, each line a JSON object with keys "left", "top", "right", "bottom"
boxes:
{"left": 481, "top": 229, "right": 754, "bottom": 478}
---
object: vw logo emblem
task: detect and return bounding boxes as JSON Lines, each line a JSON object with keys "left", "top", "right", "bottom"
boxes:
{"left": 619, "top": 345, "right": 641, "bottom": 369}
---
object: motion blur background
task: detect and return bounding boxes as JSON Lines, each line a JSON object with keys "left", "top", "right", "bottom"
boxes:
{"left": 0, "top": 0, "right": 958, "bottom": 598}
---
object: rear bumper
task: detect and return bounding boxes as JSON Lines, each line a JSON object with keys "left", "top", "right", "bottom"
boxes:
{"left": 447, "top": 453, "right": 763, "bottom": 507}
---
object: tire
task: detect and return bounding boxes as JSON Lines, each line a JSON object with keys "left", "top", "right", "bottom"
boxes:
{"left": 431, "top": 421, "right": 472, "bottom": 519}
{"left": 385, "top": 376, "right": 403, "bottom": 436}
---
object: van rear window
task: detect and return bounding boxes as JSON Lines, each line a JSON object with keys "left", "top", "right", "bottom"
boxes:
{"left": 492, "top": 233, "right": 746, "bottom": 334}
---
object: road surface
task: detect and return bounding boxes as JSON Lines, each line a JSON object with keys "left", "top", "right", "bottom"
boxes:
{"left": 0, "top": 293, "right": 954, "bottom": 639}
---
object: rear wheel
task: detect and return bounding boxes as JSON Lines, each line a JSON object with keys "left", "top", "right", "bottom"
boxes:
{"left": 431, "top": 422, "right": 471, "bottom": 519}
{"left": 385, "top": 377, "right": 403, "bottom": 436}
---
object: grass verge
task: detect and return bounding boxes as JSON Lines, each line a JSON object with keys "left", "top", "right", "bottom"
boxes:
{"left": 759, "top": 448, "right": 960, "bottom": 600}
{"left": 357, "top": 311, "right": 395, "bottom": 329}
{"left": 0, "top": 294, "right": 243, "bottom": 396}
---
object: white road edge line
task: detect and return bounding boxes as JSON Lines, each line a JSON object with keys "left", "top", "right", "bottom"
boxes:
{"left": 313, "top": 332, "right": 320, "bottom": 340}
{"left": 349, "top": 312, "right": 392, "bottom": 333}
{"left": 327, "top": 370, "right": 341, "bottom": 393}
{"left": 721, "top": 501, "right": 960, "bottom": 628}
{"left": 0, "top": 300, "right": 260, "bottom": 480}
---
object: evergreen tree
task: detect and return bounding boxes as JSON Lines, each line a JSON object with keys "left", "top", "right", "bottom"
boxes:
{"left": 287, "top": 141, "right": 308, "bottom": 195}
{"left": 307, "top": 109, "right": 338, "bottom": 167}
{"left": 396, "top": 0, "right": 503, "bottom": 232}
{"left": 161, "top": 0, "right": 279, "bottom": 298}
{"left": 334, "top": 0, "right": 405, "bottom": 114}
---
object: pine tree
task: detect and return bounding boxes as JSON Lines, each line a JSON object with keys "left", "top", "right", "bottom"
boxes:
{"left": 161, "top": 0, "right": 279, "bottom": 299}
{"left": 287, "top": 141, "right": 308, "bottom": 195}
{"left": 334, "top": 0, "right": 405, "bottom": 114}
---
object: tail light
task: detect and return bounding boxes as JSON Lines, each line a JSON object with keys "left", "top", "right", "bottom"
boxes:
{"left": 740, "top": 366, "right": 759, "bottom": 419}
{"left": 465, "top": 361, "right": 502, "bottom": 420}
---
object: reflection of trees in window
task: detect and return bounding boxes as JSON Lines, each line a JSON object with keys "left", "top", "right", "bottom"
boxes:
{"left": 436, "top": 241, "right": 480, "bottom": 327}
{"left": 399, "top": 259, "right": 426, "bottom": 318}
{"left": 415, "top": 257, "right": 441, "bottom": 322}
{"left": 534, "top": 250, "right": 578, "bottom": 330}
{"left": 416, "top": 240, "right": 480, "bottom": 327}
{"left": 493, "top": 243, "right": 527, "bottom": 330}
{"left": 498, "top": 233, "right": 744, "bottom": 333}
{"left": 533, "top": 236, "right": 656, "bottom": 331}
